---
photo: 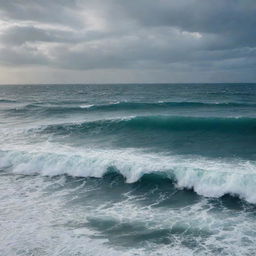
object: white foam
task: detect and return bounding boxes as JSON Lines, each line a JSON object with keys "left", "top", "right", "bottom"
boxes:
{"left": 1, "top": 147, "right": 256, "bottom": 255}
{"left": 1, "top": 146, "right": 256, "bottom": 204}
{"left": 79, "top": 104, "right": 94, "bottom": 109}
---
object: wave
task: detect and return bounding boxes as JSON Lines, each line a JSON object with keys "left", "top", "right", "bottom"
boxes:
{"left": 1, "top": 149, "right": 256, "bottom": 204}
{"left": 0, "top": 99, "right": 17, "bottom": 103}
{"left": 80, "top": 104, "right": 94, "bottom": 109}
{"left": 85, "top": 101, "right": 256, "bottom": 111}
{"left": 39, "top": 116, "right": 256, "bottom": 135}
{"left": 83, "top": 101, "right": 256, "bottom": 111}
{"left": 4, "top": 101, "right": 256, "bottom": 114}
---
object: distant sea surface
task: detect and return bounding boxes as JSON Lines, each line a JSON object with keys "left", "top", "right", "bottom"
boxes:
{"left": 0, "top": 83, "right": 256, "bottom": 256}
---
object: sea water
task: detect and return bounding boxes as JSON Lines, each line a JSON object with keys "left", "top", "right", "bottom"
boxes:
{"left": 0, "top": 83, "right": 256, "bottom": 255}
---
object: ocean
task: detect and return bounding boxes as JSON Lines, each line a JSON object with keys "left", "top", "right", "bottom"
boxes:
{"left": 0, "top": 83, "right": 256, "bottom": 256}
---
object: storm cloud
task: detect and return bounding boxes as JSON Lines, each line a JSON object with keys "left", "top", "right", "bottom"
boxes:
{"left": 0, "top": 0, "right": 255, "bottom": 83}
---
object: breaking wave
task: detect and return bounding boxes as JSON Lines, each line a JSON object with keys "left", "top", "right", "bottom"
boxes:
{"left": 1, "top": 149, "right": 256, "bottom": 204}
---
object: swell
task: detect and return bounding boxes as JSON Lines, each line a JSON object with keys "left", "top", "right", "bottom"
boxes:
{"left": 1, "top": 149, "right": 256, "bottom": 204}
{"left": 39, "top": 116, "right": 256, "bottom": 135}
{"left": 0, "top": 99, "right": 17, "bottom": 103}
{"left": 4, "top": 101, "right": 256, "bottom": 114}
{"left": 82, "top": 101, "right": 256, "bottom": 111}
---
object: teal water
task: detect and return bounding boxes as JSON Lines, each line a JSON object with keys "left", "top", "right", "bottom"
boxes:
{"left": 0, "top": 83, "right": 256, "bottom": 255}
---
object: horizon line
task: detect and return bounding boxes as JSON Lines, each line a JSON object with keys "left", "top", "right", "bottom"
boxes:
{"left": 0, "top": 82, "right": 256, "bottom": 86}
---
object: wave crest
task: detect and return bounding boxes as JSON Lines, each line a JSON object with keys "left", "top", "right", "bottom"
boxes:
{"left": 38, "top": 116, "right": 256, "bottom": 135}
{"left": 1, "top": 149, "right": 256, "bottom": 204}
{"left": 5, "top": 101, "right": 256, "bottom": 114}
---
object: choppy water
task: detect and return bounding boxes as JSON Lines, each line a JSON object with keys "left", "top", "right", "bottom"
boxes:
{"left": 0, "top": 83, "right": 256, "bottom": 256}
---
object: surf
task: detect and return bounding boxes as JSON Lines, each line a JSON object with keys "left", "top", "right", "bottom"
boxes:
{"left": 1, "top": 148, "right": 256, "bottom": 204}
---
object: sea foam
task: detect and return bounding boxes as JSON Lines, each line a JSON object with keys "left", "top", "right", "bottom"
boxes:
{"left": 1, "top": 148, "right": 256, "bottom": 204}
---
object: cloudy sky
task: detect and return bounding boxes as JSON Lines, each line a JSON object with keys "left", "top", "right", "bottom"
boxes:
{"left": 0, "top": 0, "right": 255, "bottom": 84}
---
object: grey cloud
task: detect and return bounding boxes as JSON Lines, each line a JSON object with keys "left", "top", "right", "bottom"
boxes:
{"left": 0, "top": 26, "right": 72, "bottom": 45}
{"left": 0, "top": 45, "right": 48, "bottom": 66}
{"left": 0, "top": 0, "right": 82, "bottom": 28}
{"left": 118, "top": 1, "right": 256, "bottom": 36}
{"left": 0, "top": 0, "right": 255, "bottom": 82}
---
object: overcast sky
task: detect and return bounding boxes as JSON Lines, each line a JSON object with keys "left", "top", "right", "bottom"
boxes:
{"left": 0, "top": 0, "right": 255, "bottom": 84}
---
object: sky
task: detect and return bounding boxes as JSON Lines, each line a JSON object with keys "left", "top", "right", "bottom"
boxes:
{"left": 0, "top": 0, "right": 255, "bottom": 84}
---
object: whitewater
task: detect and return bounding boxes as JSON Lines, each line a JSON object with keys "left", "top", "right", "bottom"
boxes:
{"left": 0, "top": 83, "right": 256, "bottom": 256}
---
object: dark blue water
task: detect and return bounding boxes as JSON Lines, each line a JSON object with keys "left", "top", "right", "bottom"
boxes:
{"left": 0, "top": 83, "right": 256, "bottom": 255}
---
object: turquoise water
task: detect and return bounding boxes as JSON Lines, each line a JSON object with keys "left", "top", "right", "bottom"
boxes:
{"left": 0, "top": 83, "right": 256, "bottom": 255}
